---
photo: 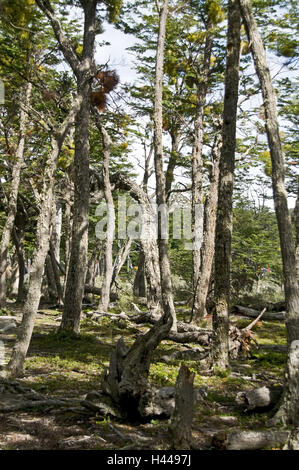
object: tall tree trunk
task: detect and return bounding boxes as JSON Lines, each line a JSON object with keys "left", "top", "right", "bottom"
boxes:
{"left": 192, "top": 135, "right": 221, "bottom": 323}
{"left": 0, "top": 81, "right": 32, "bottom": 307}
{"left": 212, "top": 0, "right": 241, "bottom": 370}
{"left": 60, "top": 2, "right": 97, "bottom": 332}
{"left": 45, "top": 254, "right": 57, "bottom": 302}
{"left": 6, "top": 138, "right": 61, "bottom": 377}
{"left": 63, "top": 175, "right": 73, "bottom": 297}
{"left": 153, "top": 0, "right": 176, "bottom": 332}
{"left": 238, "top": 0, "right": 299, "bottom": 432}
{"left": 110, "top": 172, "right": 161, "bottom": 308}
{"left": 52, "top": 200, "right": 62, "bottom": 263}
{"left": 191, "top": 25, "right": 214, "bottom": 308}
{"left": 49, "top": 242, "right": 64, "bottom": 306}
{"left": 12, "top": 210, "right": 26, "bottom": 302}
{"left": 95, "top": 117, "right": 115, "bottom": 313}
{"left": 294, "top": 190, "right": 299, "bottom": 282}
{"left": 4, "top": 93, "right": 83, "bottom": 377}
{"left": 133, "top": 248, "right": 146, "bottom": 298}
{"left": 84, "top": 244, "right": 100, "bottom": 302}
{"left": 111, "top": 238, "right": 132, "bottom": 289}
{"left": 165, "top": 129, "right": 180, "bottom": 196}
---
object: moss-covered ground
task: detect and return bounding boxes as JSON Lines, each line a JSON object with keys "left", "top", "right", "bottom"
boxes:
{"left": 0, "top": 301, "right": 287, "bottom": 450}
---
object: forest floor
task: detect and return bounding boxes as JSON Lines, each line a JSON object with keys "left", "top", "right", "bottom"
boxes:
{"left": 0, "top": 298, "right": 287, "bottom": 450}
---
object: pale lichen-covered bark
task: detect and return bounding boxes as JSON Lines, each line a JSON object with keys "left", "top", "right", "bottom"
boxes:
{"left": 238, "top": 0, "right": 299, "bottom": 432}
{"left": 0, "top": 81, "right": 32, "bottom": 307}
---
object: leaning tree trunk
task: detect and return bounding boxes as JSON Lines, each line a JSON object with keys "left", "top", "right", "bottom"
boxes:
{"left": 192, "top": 134, "right": 221, "bottom": 323}
{"left": 238, "top": 0, "right": 299, "bottom": 435}
{"left": 110, "top": 172, "right": 162, "bottom": 309}
{"left": 153, "top": 0, "right": 176, "bottom": 332}
{"left": 212, "top": 0, "right": 241, "bottom": 370}
{"left": 111, "top": 237, "right": 132, "bottom": 289}
{"left": 0, "top": 81, "right": 32, "bottom": 307}
{"left": 6, "top": 138, "right": 61, "bottom": 378}
{"left": 4, "top": 92, "right": 83, "bottom": 377}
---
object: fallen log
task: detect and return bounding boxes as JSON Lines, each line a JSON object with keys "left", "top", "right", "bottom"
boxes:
{"left": 84, "top": 285, "right": 118, "bottom": 301}
{"left": 212, "top": 430, "right": 289, "bottom": 450}
{"left": 236, "top": 385, "right": 283, "bottom": 411}
{"left": 232, "top": 305, "right": 285, "bottom": 321}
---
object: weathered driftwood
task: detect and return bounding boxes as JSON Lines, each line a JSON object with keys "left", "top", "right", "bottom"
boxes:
{"left": 236, "top": 385, "right": 284, "bottom": 411}
{"left": 169, "top": 365, "right": 195, "bottom": 450}
{"left": 232, "top": 305, "right": 285, "bottom": 321}
{"left": 212, "top": 430, "right": 290, "bottom": 450}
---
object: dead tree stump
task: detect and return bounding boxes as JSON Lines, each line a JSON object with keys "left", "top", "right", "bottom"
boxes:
{"left": 101, "top": 314, "right": 173, "bottom": 420}
{"left": 169, "top": 365, "right": 195, "bottom": 449}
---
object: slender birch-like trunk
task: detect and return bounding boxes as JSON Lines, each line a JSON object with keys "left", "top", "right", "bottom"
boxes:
{"left": 5, "top": 93, "right": 83, "bottom": 377}
{"left": 191, "top": 26, "right": 214, "bottom": 313}
{"left": 0, "top": 81, "right": 32, "bottom": 307}
{"left": 95, "top": 118, "right": 115, "bottom": 313}
{"left": 153, "top": 0, "right": 176, "bottom": 331}
{"left": 6, "top": 138, "right": 62, "bottom": 377}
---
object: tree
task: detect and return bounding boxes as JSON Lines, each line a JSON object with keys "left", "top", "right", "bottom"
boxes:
{"left": 238, "top": 0, "right": 299, "bottom": 441}
{"left": 5, "top": 94, "right": 82, "bottom": 378}
{"left": 153, "top": 0, "right": 176, "bottom": 332}
{"left": 211, "top": 0, "right": 241, "bottom": 370}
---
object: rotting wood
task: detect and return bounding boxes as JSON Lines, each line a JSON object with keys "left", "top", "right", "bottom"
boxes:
{"left": 236, "top": 385, "right": 284, "bottom": 411}
{"left": 232, "top": 305, "right": 285, "bottom": 321}
{"left": 212, "top": 429, "right": 289, "bottom": 450}
{"left": 169, "top": 365, "right": 195, "bottom": 450}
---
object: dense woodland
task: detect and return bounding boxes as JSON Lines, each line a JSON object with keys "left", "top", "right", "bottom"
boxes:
{"left": 0, "top": 0, "right": 298, "bottom": 451}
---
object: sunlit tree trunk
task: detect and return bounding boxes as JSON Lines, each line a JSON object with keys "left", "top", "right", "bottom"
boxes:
{"left": 238, "top": 0, "right": 299, "bottom": 436}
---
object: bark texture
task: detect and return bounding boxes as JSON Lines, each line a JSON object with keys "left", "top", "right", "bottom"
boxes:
{"left": 94, "top": 115, "right": 115, "bottom": 313}
{"left": 192, "top": 135, "right": 221, "bottom": 323}
{"left": 5, "top": 94, "right": 83, "bottom": 377}
{"left": 60, "top": 1, "right": 97, "bottom": 332}
{"left": 239, "top": 0, "right": 299, "bottom": 429}
{"left": 169, "top": 365, "right": 195, "bottom": 450}
{"left": 212, "top": 0, "right": 241, "bottom": 370}
{"left": 191, "top": 25, "right": 214, "bottom": 311}
{"left": 153, "top": 0, "right": 176, "bottom": 331}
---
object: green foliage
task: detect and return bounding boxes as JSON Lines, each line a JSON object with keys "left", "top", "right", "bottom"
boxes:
{"left": 231, "top": 199, "right": 283, "bottom": 295}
